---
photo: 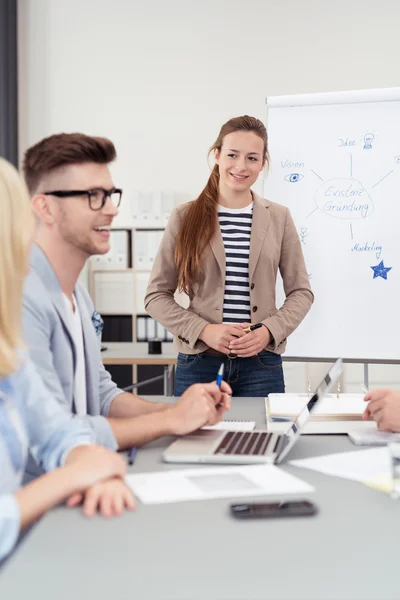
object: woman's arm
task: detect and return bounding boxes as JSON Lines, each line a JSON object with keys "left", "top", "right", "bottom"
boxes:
{"left": 17, "top": 444, "right": 127, "bottom": 529}
{"left": 144, "top": 207, "right": 209, "bottom": 348}
{"left": 14, "top": 462, "right": 92, "bottom": 531}
{"left": 0, "top": 444, "right": 127, "bottom": 562}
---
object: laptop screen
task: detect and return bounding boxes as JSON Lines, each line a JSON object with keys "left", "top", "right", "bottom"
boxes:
{"left": 275, "top": 358, "right": 343, "bottom": 463}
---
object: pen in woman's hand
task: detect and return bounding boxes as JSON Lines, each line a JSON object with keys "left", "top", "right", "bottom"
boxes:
{"left": 242, "top": 323, "right": 263, "bottom": 334}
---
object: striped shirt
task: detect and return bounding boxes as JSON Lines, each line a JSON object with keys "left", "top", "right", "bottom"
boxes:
{"left": 218, "top": 202, "right": 253, "bottom": 324}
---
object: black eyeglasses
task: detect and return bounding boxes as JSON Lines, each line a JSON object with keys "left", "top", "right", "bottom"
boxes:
{"left": 43, "top": 187, "right": 123, "bottom": 211}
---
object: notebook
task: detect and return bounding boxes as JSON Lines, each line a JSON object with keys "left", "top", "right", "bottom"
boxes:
{"left": 266, "top": 393, "right": 366, "bottom": 422}
{"left": 269, "top": 419, "right": 372, "bottom": 435}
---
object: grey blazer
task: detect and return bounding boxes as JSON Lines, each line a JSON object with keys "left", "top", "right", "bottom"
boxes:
{"left": 22, "top": 244, "right": 120, "bottom": 476}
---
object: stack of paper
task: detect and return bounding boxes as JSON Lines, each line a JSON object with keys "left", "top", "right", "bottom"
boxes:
{"left": 266, "top": 393, "right": 366, "bottom": 421}
{"left": 268, "top": 419, "right": 374, "bottom": 436}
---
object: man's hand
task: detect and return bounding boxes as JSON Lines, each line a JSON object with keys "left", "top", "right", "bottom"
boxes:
{"left": 363, "top": 389, "right": 400, "bottom": 432}
{"left": 166, "top": 381, "right": 232, "bottom": 435}
{"left": 66, "top": 478, "right": 136, "bottom": 518}
{"left": 199, "top": 324, "right": 246, "bottom": 354}
{"left": 228, "top": 323, "right": 271, "bottom": 357}
{"left": 64, "top": 445, "right": 126, "bottom": 491}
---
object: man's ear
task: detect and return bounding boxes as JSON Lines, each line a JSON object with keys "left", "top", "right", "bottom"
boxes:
{"left": 31, "top": 194, "right": 56, "bottom": 225}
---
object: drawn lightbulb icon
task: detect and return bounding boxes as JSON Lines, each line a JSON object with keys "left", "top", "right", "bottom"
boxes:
{"left": 363, "top": 133, "right": 374, "bottom": 150}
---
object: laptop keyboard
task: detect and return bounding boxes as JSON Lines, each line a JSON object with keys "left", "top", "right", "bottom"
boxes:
{"left": 214, "top": 431, "right": 274, "bottom": 456}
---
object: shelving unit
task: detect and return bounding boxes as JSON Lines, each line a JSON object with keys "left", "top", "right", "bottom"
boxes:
{"left": 86, "top": 192, "right": 188, "bottom": 392}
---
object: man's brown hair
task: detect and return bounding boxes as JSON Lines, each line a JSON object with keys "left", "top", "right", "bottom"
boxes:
{"left": 23, "top": 133, "right": 117, "bottom": 194}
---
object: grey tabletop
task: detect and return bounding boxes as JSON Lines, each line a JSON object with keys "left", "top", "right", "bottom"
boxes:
{"left": 1, "top": 397, "right": 399, "bottom": 600}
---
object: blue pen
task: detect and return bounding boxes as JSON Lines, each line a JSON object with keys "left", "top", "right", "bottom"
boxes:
{"left": 128, "top": 447, "right": 137, "bottom": 465}
{"left": 216, "top": 363, "right": 224, "bottom": 388}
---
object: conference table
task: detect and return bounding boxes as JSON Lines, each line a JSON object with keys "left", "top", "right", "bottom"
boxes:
{"left": 1, "top": 397, "right": 399, "bottom": 600}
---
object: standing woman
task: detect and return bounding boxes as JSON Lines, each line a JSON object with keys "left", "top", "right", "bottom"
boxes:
{"left": 145, "top": 116, "right": 313, "bottom": 396}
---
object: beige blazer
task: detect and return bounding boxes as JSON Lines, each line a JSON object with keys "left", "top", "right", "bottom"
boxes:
{"left": 145, "top": 193, "right": 314, "bottom": 355}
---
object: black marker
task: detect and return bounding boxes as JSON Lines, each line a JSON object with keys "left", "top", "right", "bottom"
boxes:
{"left": 242, "top": 323, "right": 263, "bottom": 333}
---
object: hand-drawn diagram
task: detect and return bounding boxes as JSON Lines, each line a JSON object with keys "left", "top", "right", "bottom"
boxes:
{"left": 300, "top": 227, "right": 308, "bottom": 244}
{"left": 284, "top": 173, "right": 304, "bottom": 183}
{"left": 363, "top": 133, "right": 374, "bottom": 149}
{"left": 370, "top": 260, "right": 392, "bottom": 280}
{"left": 281, "top": 136, "right": 397, "bottom": 281}
{"left": 313, "top": 177, "right": 373, "bottom": 220}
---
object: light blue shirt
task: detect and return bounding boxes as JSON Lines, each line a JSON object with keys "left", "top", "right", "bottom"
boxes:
{"left": 0, "top": 356, "right": 94, "bottom": 562}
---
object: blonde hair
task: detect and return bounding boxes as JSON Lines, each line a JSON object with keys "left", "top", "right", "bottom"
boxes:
{"left": 0, "top": 158, "right": 34, "bottom": 376}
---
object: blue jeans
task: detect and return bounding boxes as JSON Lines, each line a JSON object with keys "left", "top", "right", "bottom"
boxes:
{"left": 174, "top": 351, "right": 285, "bottom": 397}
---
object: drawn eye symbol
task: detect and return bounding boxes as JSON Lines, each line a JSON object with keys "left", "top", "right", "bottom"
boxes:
{"left": 284, "top": 173, "right": 304, "bottom": 183}
{"left": 395, "top": 155, "right": 400, "bottom": 163}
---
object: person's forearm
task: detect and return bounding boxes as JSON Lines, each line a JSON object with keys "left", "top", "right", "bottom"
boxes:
{"left": 145, "top": 291, "right": 209, "bottom": 348}
{"left": 106, "top": 407, "right": 177, "bottom": 450}
{"left": 108, "top": 392, "right": 169, "bottom": 418}
{"left": 264, "top": 288, "right": 314, "bottom": 348}
{"left": 14, "top": 465, "right": 83, "bottom": 531}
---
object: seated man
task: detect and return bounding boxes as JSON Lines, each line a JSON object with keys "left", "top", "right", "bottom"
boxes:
{"left": 364, "top": 389, "right": 400, "bottom": 432}
{"left": 22, "top": 133, "right": 231, "bottom": 477}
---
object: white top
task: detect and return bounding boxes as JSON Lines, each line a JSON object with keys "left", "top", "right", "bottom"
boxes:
{"left": 63, "top": 294, "right": 87, "bottom": 415}
{"left": 217, "top": 202, "right": 253, "bottom": 323}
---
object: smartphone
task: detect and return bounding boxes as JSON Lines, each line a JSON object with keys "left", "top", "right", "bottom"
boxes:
{"left": 230, "top": 500, "right": 318, "bottom": 519}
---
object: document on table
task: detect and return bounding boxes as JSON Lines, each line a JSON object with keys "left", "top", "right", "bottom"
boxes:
{"left": 290, "top": 447, "right": 391, "bottom": 483}
{"left": 125, "top": 464, "right": 314, "bottom": 504}
{"left": 348, "top": 425, "right": 400, "bottom": 446}
{"left": 203, "top": 420, "right": 256, "bottom": 432}
{"left": 268, "top": 419, "right": 373, "bottom": 435}
{"left": 266, "top": 394, "right": 366, "bottom": 421}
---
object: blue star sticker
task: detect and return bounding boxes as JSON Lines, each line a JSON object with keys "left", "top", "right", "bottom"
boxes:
{"left": 370, "top": 260, "right": 392, "bottom": 280}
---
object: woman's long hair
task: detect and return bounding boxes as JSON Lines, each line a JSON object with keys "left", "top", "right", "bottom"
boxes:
{"left": 174, "top": 115, "right": 269, "bottom": 297}
{"left": 0, "top": 159, "right": 34, "bottom": 376}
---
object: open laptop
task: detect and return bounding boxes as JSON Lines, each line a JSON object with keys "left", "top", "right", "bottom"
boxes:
{"left": 163, "top": 358, "right": 343, "bottom": 465}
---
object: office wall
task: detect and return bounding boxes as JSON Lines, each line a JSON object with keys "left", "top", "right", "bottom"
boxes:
{"left": 18, "top": 0, "right": 400, "bottom": 390}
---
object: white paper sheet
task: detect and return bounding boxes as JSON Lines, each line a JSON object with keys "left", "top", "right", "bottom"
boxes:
{"left": 268, "top": 420, "right": 373, "bottom": 435}
{"left": 203, "top": 421, "right": 256, "bottom": 432}
{"left": 126, "top": 464, "right": 315, "bottom": 504}
{"left": 290, "top": 447, "right": 391, "bottom": 483}
{"left": 348, "top": 426, "right": 400, "bottom": 446}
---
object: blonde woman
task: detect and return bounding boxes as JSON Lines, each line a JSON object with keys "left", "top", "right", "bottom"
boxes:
{"left": 0, "top": 158, "right": 134, "bottom": 563}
